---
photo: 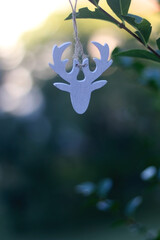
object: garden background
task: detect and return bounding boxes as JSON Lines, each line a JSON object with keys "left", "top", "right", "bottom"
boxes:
{"left": 0, "top": 0, "right": 160, "bottom": 239}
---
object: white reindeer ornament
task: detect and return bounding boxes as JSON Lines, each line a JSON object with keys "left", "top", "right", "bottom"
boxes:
{"left": 49, "top": 41, "right": 113, "bottom": 114}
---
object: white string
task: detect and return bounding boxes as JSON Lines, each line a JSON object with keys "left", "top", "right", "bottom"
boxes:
{"left": 69, "top": 0, "right": 87, "bottom": 66}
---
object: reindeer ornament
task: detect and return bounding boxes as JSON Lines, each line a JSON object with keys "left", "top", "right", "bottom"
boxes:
{"left": 49, "top": 41, "right": 113, "bottom": 114}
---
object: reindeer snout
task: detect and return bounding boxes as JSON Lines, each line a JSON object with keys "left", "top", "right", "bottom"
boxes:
{"left": 70, "top": 82, "right": 92, "bottom": 114}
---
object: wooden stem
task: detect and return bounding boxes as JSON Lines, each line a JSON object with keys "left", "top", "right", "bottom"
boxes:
{"left": 88, "top": 0, "right": 160, "bottom": 59}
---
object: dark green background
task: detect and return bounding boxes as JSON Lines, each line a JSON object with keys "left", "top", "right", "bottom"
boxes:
{"left": 0, "top": 9, "right": 160, "bottom": 240}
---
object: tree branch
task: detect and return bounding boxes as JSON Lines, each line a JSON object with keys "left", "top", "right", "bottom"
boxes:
{"left": 88, "top": 0, "right": 160, "bottom": 59}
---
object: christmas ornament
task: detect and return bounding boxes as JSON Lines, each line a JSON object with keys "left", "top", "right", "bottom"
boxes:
{"left": 49, "top": 41, "right": 112, "bottom": 114}
{"left": 49, "top": 0, "right": 113, "bottom": 114}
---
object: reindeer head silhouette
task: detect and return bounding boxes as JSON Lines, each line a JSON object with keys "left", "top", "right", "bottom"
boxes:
{"left": 49, "top": 42, "right": 113, "bottom": 114}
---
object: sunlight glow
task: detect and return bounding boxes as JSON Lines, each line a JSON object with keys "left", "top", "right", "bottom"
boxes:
{"left": 0, "top": 0, "right": 157, "bottom": 48}
{"left": 0, "top": 66, "right": 44, "bottom": 116}
{"left": 0, "top": 0, "right": 67, "bottom": 48}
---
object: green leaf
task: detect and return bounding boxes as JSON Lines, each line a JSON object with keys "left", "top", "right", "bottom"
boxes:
{"left": 106, "top": 0, "right": 131, "bottom": 20}
{"left": 157, "top": 38, "right": 160, "bottom": 50}
{"left": 154, "top": 231, "right": 160, "bottom": 240}
{"left": 98, "top": 178, "right": 113, "bottom": 198}
{"left": 90, "top": 0, "right": 100, "bottom": 5}
{"left": 65, "top": 7, "right": 117, "bottom": 25}
{"left": 140, "top": 166, "right": 157, "bottom": 181}
{"left": 75, "top": 182, "right": 95, "bottom": 196}
{"left": 113, "top": 49, "right": 160, "bottom": 63}
{"left": 125, "top": 196, "right": 143, "bottom": 216}
{"left": 135, "top": 31, "right": 146, "bottom": 44}
{"left": 111, "top": 47, "right": 120, "bottom": 57}
{"left": 122, "top": 14, "right": 152, "bottom": 44}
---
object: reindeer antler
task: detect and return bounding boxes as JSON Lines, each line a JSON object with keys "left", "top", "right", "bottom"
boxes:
{"left": 82, "top": 42, "right": 113, "bottom": 83}
{"left": 49, "top": 42, "right": 79, "bottom": 83}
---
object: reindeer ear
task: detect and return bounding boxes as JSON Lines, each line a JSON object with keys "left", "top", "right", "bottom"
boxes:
{"left": 53, "top": 82, "right": 70, "bottom": 92}
{"left": 91, "top": 80, "right": 107, "bottom": 92}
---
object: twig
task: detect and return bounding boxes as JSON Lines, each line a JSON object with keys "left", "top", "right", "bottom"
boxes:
{"left": 88, "top": 0, "right": 160, "bottom": 59}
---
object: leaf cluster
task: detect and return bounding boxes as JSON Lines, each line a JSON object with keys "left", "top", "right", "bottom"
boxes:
{"left": 66, "top": 0, "right": 160, "bottom": 63}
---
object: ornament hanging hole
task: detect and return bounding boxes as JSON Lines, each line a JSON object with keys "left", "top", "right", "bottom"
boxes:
{"left": 77, "top": 69, "right": 85, "bottom": 81}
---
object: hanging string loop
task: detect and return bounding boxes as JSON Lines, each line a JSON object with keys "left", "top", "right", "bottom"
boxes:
{"left": 68, "top": 0, "right": 87, "bottom": 67}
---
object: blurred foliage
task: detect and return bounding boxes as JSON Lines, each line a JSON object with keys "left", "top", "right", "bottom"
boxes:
{"left": 0, "top": 2, "right": 160, "bottom": 239}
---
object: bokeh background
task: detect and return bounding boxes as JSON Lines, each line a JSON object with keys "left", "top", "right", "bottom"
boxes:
{"left": 0, "top": 0, "right": 160, "bottom": 239}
